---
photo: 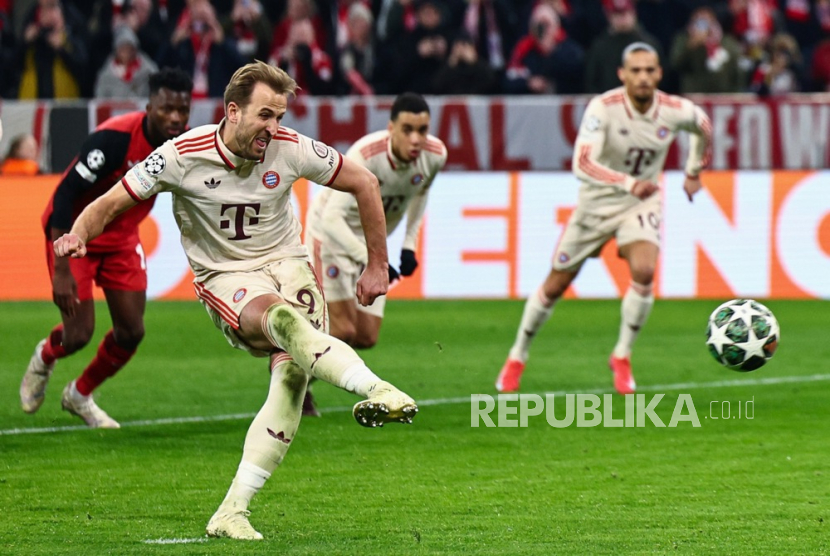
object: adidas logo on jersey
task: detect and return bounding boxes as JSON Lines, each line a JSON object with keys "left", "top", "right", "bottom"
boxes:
{"left": 204, "top": 177, "right": 221, "bottom": 189}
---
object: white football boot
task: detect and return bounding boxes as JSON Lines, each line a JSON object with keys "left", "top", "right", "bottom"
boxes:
{"left": 206, "top": 508, "right": 264, "bottom": 540}
{"left": 353, "top": 381, "right": 418, "bottom": 428}
{"left": 60, "top": 380, "right": 120, "bottom": 429}
{"left": 20, "top": 339, "right": 55, "bottom": 413}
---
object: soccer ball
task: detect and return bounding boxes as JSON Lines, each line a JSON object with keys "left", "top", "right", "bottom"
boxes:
{"left": 706, "top": 299, "right": 780, "bottom": 372}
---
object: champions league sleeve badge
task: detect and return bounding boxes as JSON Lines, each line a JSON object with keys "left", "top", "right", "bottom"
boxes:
{"left": 144, "top": 152, "right": 166, "bottom": 176}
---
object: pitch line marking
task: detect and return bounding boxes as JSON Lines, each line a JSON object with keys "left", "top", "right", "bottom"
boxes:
{"left": 143, "top": 537, "right": 207, "bottom": 545}
{"left": 2, "top": 372, "right": 828, "bottom": 436}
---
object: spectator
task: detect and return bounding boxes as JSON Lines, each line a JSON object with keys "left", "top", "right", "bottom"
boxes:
{"left": 270, "top": 0, "right": 329, "bottom": 56}
{"left": 670, "top": 6, "right": 744, "bottom": 93}
{"left": 636, "top": 0, "right": 694, "bottom": 56}
{"left": 395, "top": 0, "right": 453, "bottom": 94}
{"left": 819, "top": 0, "right": 830, "bottom": 33}
{"left": 729, "top": 0, "right": 777, "bottom": 54}
{"left": 338, "top": 2, "right": 375, "bottom": 95}
{"left": 159, "top": 0, "right": 245, "bottom": 99}
{"left": 461, "top": 0, "right": 519, "bottom": 79}
{"left": 553, "top": 0, "right": 611, "bottom": 50}
{"left": 334, "top": 0, "right": 371, "bottom": 49}
{"left": 121, "top": 0, "right": 171, "bottom": 62}
{"left": 584, "top": 0, "right": 662, "bottom": 93}
{"left": 271, "top": 18, "right": 336, "bottom": 95}
{"left": 221, "top": 0, "right": 272, "bottom": 63}
{"left": 0, "top": 133, "right": 40, "bottom": 176}
{"left": 750, "top": 33, "right": 803, "bottom": 95}
{"left": 87, "top": 0, "right": 167, "bottom": 87}
{"left": 14, "top": 0, "right": 89, "bottom": 99}
{"left": 504, "top": 4, "right": 584, "bottom": 94}
{"left": 811, "top": 37, "right": 830, "bottom": 91}
{"left": 779, "top": 0, "right": 821, "bottom": 55}
{"left": 378, "top": 0, "right": 417, "bottom": 43}
{"left": 433, "top": 30, "right": 497, "bottom": 94}
{"left": 95, "top": 26, "right": 158, "bottom": 98}
{"left": 0, "top": 10, "right": 15, "bottom": 97}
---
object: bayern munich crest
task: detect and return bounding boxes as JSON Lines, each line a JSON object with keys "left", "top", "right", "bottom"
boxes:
{"left": 657, "top": 126, "right": 670, "bottom": 139}
{"left": 326, "top": 265, "right": 339, "bottom": 278}
{"left": 558, "top": 253, "right": 570, "bottom": 263}
{"left": 411, "top": 174, "right": 424, "bottom": 185}
{"left": 233, "top": 288, "right": 247, "bottom": 302}
{"left": 144, "top": 152, "right": 166, "bottom": 175}
{"left": 262, "top": 171, "right": 280, "bottom": 189}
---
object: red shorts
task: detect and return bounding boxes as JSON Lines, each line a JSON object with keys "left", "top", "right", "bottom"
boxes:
{"left": 45, "top": 238, "right": 148, "bottom": 301}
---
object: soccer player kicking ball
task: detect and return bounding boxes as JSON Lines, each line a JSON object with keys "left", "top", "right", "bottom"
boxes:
{"left": 496, "top": 42, "right": 712, "bottom": 395}
{"left": 53, "top": 61, "right": 418, "bottom": 540}
{"left": 302, "top": 92, "right": 446, "bottom": 414}
{"left": 21, "top": 69, "right": 193, "bottom": 428}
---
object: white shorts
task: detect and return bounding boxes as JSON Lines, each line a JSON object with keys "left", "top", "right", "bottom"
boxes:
{"left": 306, "top": 235, "right": 386, "bottom": 318}
{"left": 552, "top": 196, "right": 661, "bottom": 272}
{"left": 194, "top": 258, "right": 328, "bottom": 357}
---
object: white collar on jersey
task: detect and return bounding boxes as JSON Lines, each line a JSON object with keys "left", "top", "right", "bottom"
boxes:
{"left": 215, "top": 119, "right": 264, "bottom": 170}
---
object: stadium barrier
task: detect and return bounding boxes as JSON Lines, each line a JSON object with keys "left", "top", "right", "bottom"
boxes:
{"left": 1, "top": 95, "right": 829, "bottom": 173}
{"left": 2, "top": 170, "right": 827, "bottom": 301}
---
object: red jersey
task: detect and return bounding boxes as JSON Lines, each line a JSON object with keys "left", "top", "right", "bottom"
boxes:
{"left": 42, "top": 111, "right": 158, "bottom": 252}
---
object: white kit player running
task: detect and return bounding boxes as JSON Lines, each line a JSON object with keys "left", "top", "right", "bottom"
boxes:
{"left": 306, "top": 93, "right": 447, "bottom": 349}
{"left": 53, "top": 62, "right": 418, "bottom": 541}
{"left": 496, "top": 42, "right": 712, "bottom": 395}
{"left": 302, "top": 93, "right": 446, "bottom": 417}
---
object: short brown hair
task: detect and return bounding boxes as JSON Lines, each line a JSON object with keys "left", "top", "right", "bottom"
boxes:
{"left": 223, "top": 61, "right": 298, "bottom": 109}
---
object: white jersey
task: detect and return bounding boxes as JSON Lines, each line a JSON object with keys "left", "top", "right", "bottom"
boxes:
{"left": 573, "top": 87, "right": 712, "bottom": 216}
{"left": 305, "top": 130, "right": 447, "bottom": 263}
{"left": 121, "top": 121, "right": 343, "bottom": 277}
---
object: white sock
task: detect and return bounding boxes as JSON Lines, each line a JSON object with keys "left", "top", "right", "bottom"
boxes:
{"left": 218, "top": 357, "right": 305, "bottom": 512}
{"left": 263, "top": 304, "right": 381, "bottom": 397}
{"left": 339, "top": 362, "right": 381, "bottom": 396}
{"left": 219, "top": 461, "right": 271, "bottom": 512}
{"left": 508, "top": 287, "right": 556, "bottom": 362}
{"left": 612, "top": 281, "right": 654, "bottom": 359}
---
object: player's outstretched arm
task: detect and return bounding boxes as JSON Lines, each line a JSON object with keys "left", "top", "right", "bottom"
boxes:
{"left": 54, "top": 183, "right": 138, "bottom": 259}
{"left": 328, "top": 157, "right": 388, "bottom": 305}
{"left": 679, "top": 103, "right": 712, "bottom": 203}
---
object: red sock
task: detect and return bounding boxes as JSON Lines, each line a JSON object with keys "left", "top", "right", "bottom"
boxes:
{"left": 75, "top": 331, "right": 136, "bottom": 396}
{"left": 40, "top": 324, "right": 67, "bottom": 365}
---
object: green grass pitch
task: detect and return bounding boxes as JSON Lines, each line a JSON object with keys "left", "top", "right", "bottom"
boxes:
{"left": 0, "top": 299, "right": 827, "bottom": 555}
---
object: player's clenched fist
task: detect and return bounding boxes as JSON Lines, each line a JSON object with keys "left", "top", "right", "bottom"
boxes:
{"left": 355, "top": 264, "right": 389, "bottom": 307}
{"left": 631, "top": 180, "right": 659, "bottom": 200}
{"left": 683, "top": 174, "right": 702, "bottom": 202}
{"left": 53, "top": 234, "right": 87, "bottom": 258}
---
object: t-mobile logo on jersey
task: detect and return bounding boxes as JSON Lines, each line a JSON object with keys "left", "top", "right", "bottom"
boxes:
{"left": 625, "top": 147, "right": 657, "bottom": 176}
{"left": 220, "top": 203, "right": 261, "bottom": 240}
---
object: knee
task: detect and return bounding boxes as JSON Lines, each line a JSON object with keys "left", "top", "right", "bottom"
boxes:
{"left": 630, "top": 263, "right": 656, "bottom": 286}
{"left": 542, "top": 283, "right": 566, "bottom": 301}
{"left": 352, "top": 331, "right": 378, "bottom": 350}
{"left": 267, "top": 304, "right": 305, "bottom": 341}
{"left": 331, "top": 321, "right": 357, "bottom": 346}
{"left": 61, "top": 326, "right": 94, "bottom": 354}
{"left": 113, "top": 325, "right": 145, "bottom": 351}
{"left": 542, "top": 274, "right": 570, "bottom": 301}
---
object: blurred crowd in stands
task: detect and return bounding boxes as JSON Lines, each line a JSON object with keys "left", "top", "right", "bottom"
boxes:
{"left": 0, "top": 0, "right": 828, "bottom": 102}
